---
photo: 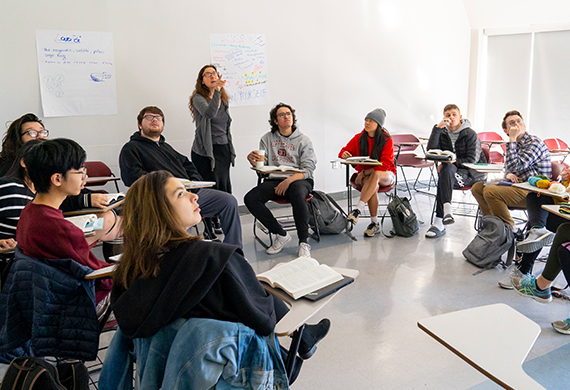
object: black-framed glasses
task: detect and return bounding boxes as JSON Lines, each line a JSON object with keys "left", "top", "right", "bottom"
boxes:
{"left": 69, "top": 167, "right": 88, "bottom": 180}
{"left": 203, "top": 71, "right": 219, "bottom": 78}
{"left": 277, "top": 112, "right": 292, "bottom": 118}
{"left": 21, "top": 129, "right": 49, "bottom": 139}
{"left": 507, "top": 118, "right": 524, "bottom": 127}
{"left": 143, "top": 115, "right": 163, "bottom": 122}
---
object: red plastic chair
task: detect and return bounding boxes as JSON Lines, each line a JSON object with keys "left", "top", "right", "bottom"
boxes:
{"left": 478, "top": 132, "right": 506, "bottom": 163}
{"left": 392, "top": 134, "right": 436, "bottom": 198}
{"left": 84, "top": 161, "right": 120, "bottom": 192}
{"left": 544, "top": 138, "right": 569, "bottom": 163}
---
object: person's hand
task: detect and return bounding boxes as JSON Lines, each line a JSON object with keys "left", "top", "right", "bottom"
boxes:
{"left": 507, "top": 125, "right": 525, "bottom": 142}
{"left": 0, "top": 238, "right": 16, "bottom": 250}
{"left": 274, "top": 180, "right": 291, "bottom": 196}
{"left": 247, "top": 150, "right": 260, "bottom": 167}
{"left": 341, "top": 151, "right": 352, "bottom": 159}
{"left": 213, "top": 75, "right": 226, "bottom": 91}
{"left": 91, "top": 193, "right": 110, "bottom": 208}
{"left": 437, "top": 118, "right": 449, "bottom": 128}
{"left": 561, "top": 167, "right": 570, "bottom": 182}
{"left": 506, "top": 173, "right": 520, "bottom": 183}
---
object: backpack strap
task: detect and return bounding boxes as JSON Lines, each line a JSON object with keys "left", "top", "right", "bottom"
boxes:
{"left": 380, "top": 205, "right": 397, "bottom": 239}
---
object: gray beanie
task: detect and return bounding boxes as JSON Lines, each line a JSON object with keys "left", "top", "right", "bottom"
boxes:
{"left": 365, "top": 108, "right": 386, "bottom": 128}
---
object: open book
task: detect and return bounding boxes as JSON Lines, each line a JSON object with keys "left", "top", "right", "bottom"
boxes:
{"left": 65, "top": 214, "right": 104, "bottom": 233}
{"left": 255, "top": 165, "right": 305, "bottom": 173}
{"left": 425, "top": 149, "right": 456, "bottom": 161}
{"left": 345, "top": 156, "right": 381, "bottom": 164}
{"left": 257, "top": 257, "right": 344, "bottom": 300}
{"left": 107, "top": 193, "right": 125, "bottom": 205}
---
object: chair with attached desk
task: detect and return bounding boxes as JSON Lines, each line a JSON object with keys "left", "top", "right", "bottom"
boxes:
{"left": 348, "top": 172, "right": 396, "bottom": 217}
{"left": 252, "top": 171, "right": 320, "bottom": 249}
{"left": 85, "top": 161, "right": 121, "bottom": 193}
{"left": 478, "top": 131, "right": 506, "bottom": 164}
{"left": 0, "top": 248, "right": 117, "bottom": 389}
{"left": 418, "top": 303, "right": 546, "bottom": 390}
{"left": 392, "top": 134, "right": 436, "bottom": 198}
{"left": 544, "top": 138, "right": 569, "bottom": 163}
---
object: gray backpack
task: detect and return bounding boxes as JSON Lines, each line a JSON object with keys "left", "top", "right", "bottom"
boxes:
{"left": 308, "top": 191, "right": 356, "bottom": 240}
{"left": 463, "top": 215, "right": 515, "bottom": 272}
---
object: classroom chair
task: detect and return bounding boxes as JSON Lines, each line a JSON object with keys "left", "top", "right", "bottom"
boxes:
{"left": 478, "top": 131, "right": 506, "bottom": 164}
{"left": 85, "top": 161, "right": 121, "bottom": 192}
{"left": 392, "top": 134, "right": 436, "bottom": 198}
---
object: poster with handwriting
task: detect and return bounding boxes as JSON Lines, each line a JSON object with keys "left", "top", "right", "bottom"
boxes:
{"left": 210, "top": 34, "right": 269, "bottom": 107}
{"left": 35, "top": 30, "right": 117, "bottom": 117}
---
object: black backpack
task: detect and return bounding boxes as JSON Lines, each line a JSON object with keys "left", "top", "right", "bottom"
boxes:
{"left": 308, "top": 191, "right": 356, "bottom": 241}
{"left": 463, "top": 215, "right": 515, "bottom": 274}
{"left": 0, "top": 358, "right": 88, "bottom": 390}
{"left": 381, "top": 195, "right": 420, "bottom": 238}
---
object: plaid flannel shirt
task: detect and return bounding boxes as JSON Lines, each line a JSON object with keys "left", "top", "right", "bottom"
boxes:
{"left": 504, "top": 132, "right": 551, "bottom": 181}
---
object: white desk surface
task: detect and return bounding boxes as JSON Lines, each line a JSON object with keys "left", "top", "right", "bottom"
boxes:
{"left": 265, "top": 267, "right": 359, "bottom": 337}
{"left": 176, "top": 179, "right": 216, "bottom": 189}
{"left": 542, "top": 204, "right": 570, "bottom": 221}
{"left": 463, "top": 163, "right": 504, "bottom": 173}
{"left": 339, "top": 159, "right": 382, "bottom": 166}
{"left": 63, "top": 199, "right": 125, "bottom": 216}
{"left": 393, "top": 140, "right": 427, "bottom": 146}
{"left": 512, "top": 181, "right": 570, "bottom": 200}
{"left": 418, "top": 303, "right": 545, "bottom": 390}
{"left": 85, "top": 263, "right": 117, "bottom": 279}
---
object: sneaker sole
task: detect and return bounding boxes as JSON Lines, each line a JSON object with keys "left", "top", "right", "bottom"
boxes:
{"left": 517, "top": 232, "right": 554, "bottom": 254}
{"left": 347, "top": 216, "right": 358, "bottom": 224}
{"left": 498, "top": 281, "right": 514, "bottom": 290}
{"left": 364, "top": 230, "right": 379, "bottom": 237}
{"left": 514, "top": 287, "right": 552, "bottom": 304}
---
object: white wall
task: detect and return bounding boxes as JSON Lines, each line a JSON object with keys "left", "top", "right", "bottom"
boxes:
{"left": 0, "top": 0, "right": 471, "bottom": 202}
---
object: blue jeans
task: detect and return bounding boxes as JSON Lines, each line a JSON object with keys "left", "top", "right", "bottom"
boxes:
{"left": 99, "top": 318, "right": 289, "bottom": 390}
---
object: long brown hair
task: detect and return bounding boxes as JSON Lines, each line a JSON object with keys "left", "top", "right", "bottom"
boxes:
{"left": 0, "top": 113, "right": 44, "bottom": 164}
{"left": 188, "top": 64, "right": 229, "bottom": 121}
{"left": 113, "top": 170, "right": 200, "bottom": 288}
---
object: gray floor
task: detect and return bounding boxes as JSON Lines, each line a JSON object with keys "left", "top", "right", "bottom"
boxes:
{"left": 241, "top": 188, "right": 570, "bottom": 389}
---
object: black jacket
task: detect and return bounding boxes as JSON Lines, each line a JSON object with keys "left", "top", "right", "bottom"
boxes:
{"left": 119, "top": 132, "right": 202, "bottom": 187}
{"left": 111, "top": 240, "right": 286, "bottom": 339}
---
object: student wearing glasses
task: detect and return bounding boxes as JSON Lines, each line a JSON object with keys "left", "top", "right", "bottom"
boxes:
{"left": 245, "top": 103, "right": 317, "bottom": 257}
{"left": 189, "top": 65, "right": 235, "bottom": 236}
{"left": 0, "top": 113, "right": 49, "bottom": 176}
{"left": 17, "top": 139, "right": 119, "bottom": 303}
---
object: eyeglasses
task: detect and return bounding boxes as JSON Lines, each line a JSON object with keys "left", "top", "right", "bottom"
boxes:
{"left": 277, "top": 112, "right": 292, "bottom": 118}
{"left": 21, "top": 129, "right": 49, "bottom": 139}
{"left": 143, "top": 115, "right": 163, "bottom": 122}
{"left": 69, "top": 167, "right": 88, "bottom": 180}
{"left": 203, "top": 72, "right": 219, "bottom": 78}
{"left": 507, "top": 118, "right": 524, "bottom": 127}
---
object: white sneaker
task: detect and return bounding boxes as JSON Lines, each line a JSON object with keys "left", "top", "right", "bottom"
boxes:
{"left": 297, "top": 242, "right": 311, "bottom": 258}
{"left": 498, "top": 265, "right": 527, "bottom": 289}
{"left": 517, "top": 227, "right": 554, "bottom": 253}
{"left": 266, "top": 232, "right": 292, "bottom": 255}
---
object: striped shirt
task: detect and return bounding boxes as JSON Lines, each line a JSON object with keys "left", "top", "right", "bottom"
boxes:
{"left": 0, "top": 179, "right": 34, "bottom": 239}
{"left": 504, "top": 132, "right": 551, "bottom": 181}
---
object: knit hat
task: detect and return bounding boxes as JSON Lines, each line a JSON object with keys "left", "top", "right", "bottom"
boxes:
{"left": 365, "top": 108, "right": 386, "bottom": 128}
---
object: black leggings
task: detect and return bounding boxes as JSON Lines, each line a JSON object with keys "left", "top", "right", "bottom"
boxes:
{"left": 192, "top": 144, "right": 232, "bottom": 194}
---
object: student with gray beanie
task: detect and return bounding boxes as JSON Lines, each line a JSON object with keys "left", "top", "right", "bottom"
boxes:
{"left": 338, "top": 109, "right": 396, "bottom": 237}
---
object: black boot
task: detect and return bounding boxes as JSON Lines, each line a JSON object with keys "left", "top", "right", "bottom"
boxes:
{"left": 297, "top": 318, "right": 331, "bottom": 360}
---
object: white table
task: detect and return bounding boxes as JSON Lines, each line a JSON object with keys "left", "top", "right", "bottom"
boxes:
{"left": 418, "top": 303, "right": 545, "bottom": 390}
{"left": 542, "top": 204, "right": 570, "bottom": 221}
{"left": 512, "top": 181, "right": 570, "bottom": 200}
{"left": 463, "top": 163, "right": 504, "bottom": 173}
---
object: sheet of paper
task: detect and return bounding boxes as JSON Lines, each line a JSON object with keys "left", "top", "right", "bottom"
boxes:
{"left": 209, "top": 34, "right": 269, "bottom": 107}
{"left": 36, "top": 30, "right": 117, "bottom": 117}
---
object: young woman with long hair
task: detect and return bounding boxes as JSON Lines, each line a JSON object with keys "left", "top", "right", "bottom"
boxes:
{"left": 338, "top": 109, "right": 396, "bottom": 237}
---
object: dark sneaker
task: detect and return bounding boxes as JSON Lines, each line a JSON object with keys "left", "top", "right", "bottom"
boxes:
{"left": 364, "top": 222, "right": 380, "bottom": 237}
{"left": 347, "top": 209, "right": 361, "bottom": 224}
{"left": 512, "top": 276, "right": 552, "bottom": 303}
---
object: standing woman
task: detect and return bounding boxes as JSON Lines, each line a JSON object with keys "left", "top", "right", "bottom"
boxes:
{"left": 0, "top": 113, "right": 49, "bottom": 176}
{"left": 188, "top": 64, "right": 236, "bottom": 194}
{"left": 338, "top": 109, "right": 396, "bottom": 237}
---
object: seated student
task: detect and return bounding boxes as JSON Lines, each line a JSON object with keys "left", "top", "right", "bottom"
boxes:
{"left": 111, "top": 171, "right": 330, "bottom": 369}
{"left": 17, "top": 139, "right": 120, "bottom": 303}
{"left": 425, "top": 104, "right": 486, "bottom": 238}
{"left": 119, "top": 106, "right": 242, "bottom": 247}
{"left": 471, "top": 110, "right": 551, "bottom": 233}
{"left": 0, "top": 113, "right": 116, "bottom": 231}
{"left": 245, "top": 103, "right": 317, "bottom": 257}
{"left": 338, "top": 109, "right": 395, "bottom": 237}
{"left": 499, "top": 166, "right": 570, "bottom": 289}
{"left": 512, "top": 223, "right": 570, "bottom": 335}
{"left": 0, "top": 113, "right": 49, "bottom": 177}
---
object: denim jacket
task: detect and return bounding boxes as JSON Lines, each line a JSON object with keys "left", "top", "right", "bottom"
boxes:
{"left": 99, "top": 318, "right": 289, "bottom": 390}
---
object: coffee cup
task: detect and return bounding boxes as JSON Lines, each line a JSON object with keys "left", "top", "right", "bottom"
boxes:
{"left": 255, "top": 150, "right": 265, "bottom": 168}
